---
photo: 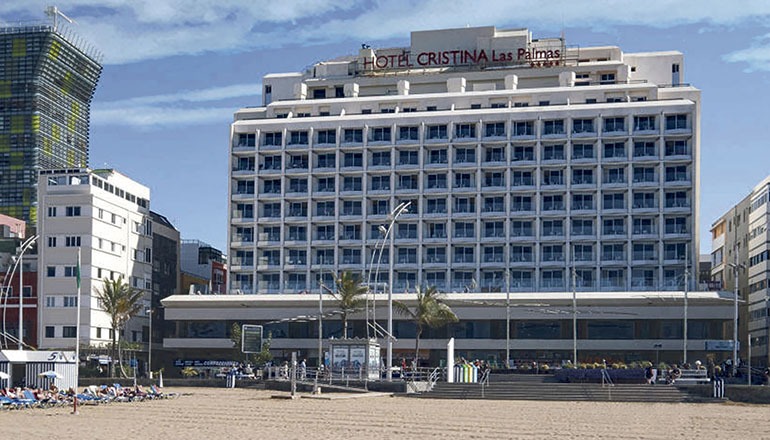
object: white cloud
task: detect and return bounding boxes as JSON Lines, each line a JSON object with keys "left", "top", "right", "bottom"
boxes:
{"left": 723, "top": 34, "right": 770, "bottom": 72}
{"left": 92, "top": 82, "right": 262, "bottom": 128}
{"left": 3, "top": 0, "right": 770, "bottom": 65}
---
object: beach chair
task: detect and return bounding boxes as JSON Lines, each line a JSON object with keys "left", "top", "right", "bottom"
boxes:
{"left": 0, "top": 395, "right": 24, "bottom": 410}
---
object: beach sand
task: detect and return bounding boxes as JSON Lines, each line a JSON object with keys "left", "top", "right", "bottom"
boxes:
{"left": 6, "top": 387, "right": 770, "bottom": 439}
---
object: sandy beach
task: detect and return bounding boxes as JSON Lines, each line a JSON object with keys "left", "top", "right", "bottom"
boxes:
{"left": 5, "top": 387, "right": 770, "bottom": 439}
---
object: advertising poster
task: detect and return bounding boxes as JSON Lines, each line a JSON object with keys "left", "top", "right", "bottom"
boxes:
{"left": 350, "top": 346, "right": 366, "bottom": 370}
{"left": 332, "top": 346, "right": 348, "bottom": 369}
{"left": 368, "top": 345, "right": 381, "bottom": 380}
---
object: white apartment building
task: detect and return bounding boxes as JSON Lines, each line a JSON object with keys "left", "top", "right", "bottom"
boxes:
{"left": 162, "top": 26, "right": 732, "bottom": 366}
{"left": 37, "top": 168, "right": 152, "bottom": 350}
{"left": 712, "top": 176, "right": 770, "bottom": 367}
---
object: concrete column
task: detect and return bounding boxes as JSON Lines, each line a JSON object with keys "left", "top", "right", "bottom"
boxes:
{"left": 559, "top": 71, "right": 576, "bottom": 87}
{"left": 344, "top": 83, "right": 359, "bottom": 98}
{"left": 504, "top": 74, "right": 518, "bottom": 90}
{"left": 293, "top": 83, "right": 307, "bottom": 100}
{"left": 447, "top": 77, "right": 466, "bottom": 93}
{"left": 447, "top": 337, "right": 455, "bottom": 383}
{"left": 397, "top": 80, "right": 410, "bottom": 95}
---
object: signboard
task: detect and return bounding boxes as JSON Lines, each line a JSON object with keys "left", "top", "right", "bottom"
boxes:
{"left": 174, "top": 359, "right": 239, "bottom": 368}
{"left": 705, "top": 340, "right": 739, "bottom": 351}
{"left": 241, "top": 325, "right": 263, "bottom": 354}
{"left": 368, "top": 345, "right": 381, "bottom": 380}
{"left": 350, "top": 346, "right": 366, "bottom": 370}
{"left": 332, "top": 347, "right": 349, "bottom": 369}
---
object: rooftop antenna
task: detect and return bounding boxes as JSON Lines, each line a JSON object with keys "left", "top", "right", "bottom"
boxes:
{"left": 45, "top": 6, "right": 76, "bottom": 32}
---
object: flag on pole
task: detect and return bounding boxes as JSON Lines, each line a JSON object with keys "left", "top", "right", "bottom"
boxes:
{"left": 76, "top": 249, "right": 81, "bottom": 290}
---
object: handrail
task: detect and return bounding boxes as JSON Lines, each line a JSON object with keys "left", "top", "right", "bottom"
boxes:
{"left": 479, "top": 368, "right": 491, "bottom": 398}
{"left": 601, "top": 368, "right": 614, "bottom": 387}
{"left": 427, "top": 367, "right": 441, "bottom": 391}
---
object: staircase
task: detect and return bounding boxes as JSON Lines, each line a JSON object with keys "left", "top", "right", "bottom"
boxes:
{"left": 413, "top": 374, "right": 714, "bottom": 403}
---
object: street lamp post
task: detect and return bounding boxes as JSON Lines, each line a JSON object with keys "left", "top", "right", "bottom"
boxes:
{"left": 6, "top": 235, "right": 37, "bottom": 349}
{"left": 729, "top": 256, "right": 743, "bottom": 377}
{"left": 683, "top": 250, "right": 689, "bottom": 366}
{"left": 505, "top": 270, "right": 510, "bottom": 368}
{"left": 571, "top": 267, "right": 577, "bottom": 366}
{"left": 386, "top": 201, "right": 410, "bottom": 381}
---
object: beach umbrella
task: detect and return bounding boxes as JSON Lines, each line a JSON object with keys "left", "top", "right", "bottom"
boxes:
{"left": 0, "top": 371, "right": 9, "bottom": 379}
{"left": 38, "top": 370, "right": 63, "bottom": 379}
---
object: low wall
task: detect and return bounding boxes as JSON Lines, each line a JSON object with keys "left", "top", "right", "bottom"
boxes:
{"left": 78, "top": 377, "right": 265, "bottom": 389}
{"left": 682, "top": 384, "right": 770, "bottom": 404}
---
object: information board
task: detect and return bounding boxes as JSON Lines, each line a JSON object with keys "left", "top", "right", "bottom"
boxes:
{"left": 241, "top": 325, "right": 263, "bottom": 353}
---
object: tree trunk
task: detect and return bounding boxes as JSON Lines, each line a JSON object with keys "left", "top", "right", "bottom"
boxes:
{"left": 342, "top": 312, "right": 348, "bottom": 339}
{"left": 110, "top": 330, "right": 116, "bottom": 377}
{"left": 414, "top": 326, "right": 423, "bottom": 368}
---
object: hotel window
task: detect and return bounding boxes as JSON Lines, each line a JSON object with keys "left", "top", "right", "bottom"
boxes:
{"left": 603, "top": 193, "right": 625, "bottom": 210}
{"left": 511, "top": 220, "right": 533, "bottom": 237}
{"left": 454, "top": 222, "right": 475, "bottom": 238}
{"left": 483, "top": 246, "right": 504, "bottom": 263}
{"left": 573, "top": 244, "right": 594, "bottom": 262}
{"left": 397, "top": 248, "right": 417, "bottom": 264}
{"left": 288, "top": 202, "right": 307, "bottom": 217}
{"left": 48, "top": 236, "right": 57, "bottom": 247}
{"left": 342, "top": 176, "right": 362, "bottom": 192}
{"left": 665, "top": 165, "right": 688, "bottom": 182}
{"left": 543, "top": 144, "right": 564, "bottom": 160}
{"left": 484, "top": 122, "right": 505, "bottom": 137}
{"left": 341, "top": 248, "right": 362, "bottom": 265}
{"left": 665, "top": 114, "right": 688, "bottom": 130}
{"left": 542, "top": 219, "right": 564, "bottom": 236}
{"left": 454, "top": 197, "right": 475, "bottom": 214}
{"left": 398, "top": 150, "right": 419, "bottom": 165}
{"left": 399, "top": 126, "right": 419, "bottom": 141}
{"left": 542, "top": 119, "right": 564, "bottom": 135}
{"left": 343, "top": 128, "right": 364, "bottom": 143}
{"left": 263, "top": 179, "right": 281, "bottom": 194}
{"left": 453, "top": 247, "right": 475, "bottom": 263}
{"left": 316, "top": 201, "right": 335, "bottom": 216}
{"left": 370, "top": 200, "right": 389, "bottom": 216}
{"left": 572, "top": 168, "right": 594, "bottom": 185}
{"left": 343, "top": 152, "right": 363, "bottom": 167}
{"left": 397, "top": 174, "right": 418, "bottom": 190}
{"left": 427, "top": 222, "right": 447, "bottom": 239}
{"left": 541, "top": 245, "right": 564, "bottom": 262}
{"left": 633, "top": 141, "right": 656, "bottom": 158}
{"left": 484, "top": 221, "right": 505, "bottom": 238}
{"left": 511, "top": 245, "right": 533, "bottom": 262}
{"left": 370, "top": 151, "right": 390, "bottom": 167}
{"left": 62, "top": 326, "right": 77, "bottom": 338}
{"left": 483, "top": 172, "right": 504, "bottom": 187}
{"left": 289, "top": 130, "right": 308, "bottom": 145}
{"left": 664, "top": 243, "right": 686, "bottom": 260}
{"left": 288, "top": 178, "right": 308, "bottom": 193}
{"left": 45, "top": 326, "right": 55, "bottom": 338}
{"left": 264, "top": 132, "right": 282, "bottom": 146}
{"left": 511, "top": 196, "right": 532, "bottom": 211}
{"left": 237, "top": 133, "right": 256, "bottom": 147}
{"left": 341, "top": 200, "right": 362, "bottom": 216}
{"left": 600, "top": 72, "right": 616, "bottom": 84}
{"left": 425, "top": 247, "right": 446, "bottom": 263}
{"left": 603, "top": 142, "right": 626, "bottom": 159}
{"left": 426, "top": 173, "right": 447, "bottom": 189}
{"left": 316, "top": 177, "right": 335, "bottom": 192}
{"left": 633, "top": 192, "right": 657, "bottom": 209}
{"left": 454, "top": 173, "right": 473, "bottom": 188}
{"left": 572, "top": 118, "right": 594, "bottom": 133}
{"left": 64, "top": 266, "right": 78, "bottom": 277}
{"left": 342, "top": 225, "right": 361, "bottom": 240}
{"left": 633, "top": 243, "right": 657, "bottom": 261}
{"left": 512, "top": 170, "right": 533, "bottom": 186}
{"left": 542, "top": 194, "right": 564, "bottom": 211}
{"left": 317, "top": 129, "right": 336, "bottom": 144}
{"left": 428, "top": 149, "right": 448, "bottom": 164}
{"left": 485, "top": 147, "right": 505, "bottom": 162}
{"left": 603, "top": 117, "right": 625, "bottom": 132}
{"left": 48, "top": 206, "right": 57, "bottom": 217}
{"left": 572, "top": 218, "right": 594, "bottom": 236}
{"left": 454, "top": 148, "right": 476, "bottom": 164}
{"left": 633, "top": 166, "right": 656, "bottom": 183}
{"left": 633, "top": 217, "right": 656, "bottom": 234}
{"left": 483, "top": 196, "right": 504, "bottom": 212}
{"left": 425, "top": 272, "right": 445, "bottom": 286}
{"left": 370, "top": 175, "right": 390, "bottom": 191}
{"left": 513, "top": 121, "right": 534, "bottom": 136}
{"left": 397, "top": 223, "right": 417, "bottom": 240}
{"left": 602, "top": 218, "right": 625, "bottom": 235}
{"left": 426, "top": 198, "right": 447, "bottom": 214}
{"left": 315, "top": 225, "right": 334, "bottom": 241}
{"left": 370, "top": 127, "right": 392, "bottom": 142}
{"left": 602, "top": 244, "right": 626, "bottom": 261}
{"left": 542, "top": 169, "right": 564, "bottom": 185}
{"left": 573, "top": 143, "right": 594, "bottom": 159}
{"left": 236, "top": 157, "right": 255, "bottom": 171}
{"left": 455, "top": 123, "right": 476, "bottom": 139}
{"left": 665, "top": 140, "right": 689, "bottom": 156}
{"left": 603, "top": 167, "right": 626, "bottom": 184}
{"left": 262, "top": 202, "right": 281, "bottom": 218}
{"left": 633, "top": 115, "right": 656, "bottom": 131}
{"left": 261, "top": 155, "right": 281, "bottom": 170}
{"left": 572, "top": 194, "right": 594, "bottom": 210}
{"left": 664, "top": 191, "right": 689, "bottom": 208}
{"left": 512, "top": 146, "right": 534, "bottom": 161}
{"left": 426, "top": 124, "right": 448, "bottom": 140}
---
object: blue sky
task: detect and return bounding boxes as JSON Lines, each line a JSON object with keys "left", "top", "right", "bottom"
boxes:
{"left": 3, "top": 1, "right": 770, "bottom": 255}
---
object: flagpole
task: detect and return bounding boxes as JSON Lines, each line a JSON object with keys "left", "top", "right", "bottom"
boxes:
{"left": 73, "top": 247, "right": 81, "bottom": 415}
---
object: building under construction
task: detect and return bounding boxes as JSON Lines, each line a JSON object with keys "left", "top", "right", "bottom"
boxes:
{"left": 0, "top": 18, "right": 102, "bottom": 224}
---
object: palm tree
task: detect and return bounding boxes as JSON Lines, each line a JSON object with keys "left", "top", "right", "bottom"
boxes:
{"left": 394, "top": 286, "right": 458, "bottom": 367}
{"left": 322, "top": 271, "right": 368, "bottom": 339}
{"left": 94, "top": 277, "right": 144, "bottom": 377}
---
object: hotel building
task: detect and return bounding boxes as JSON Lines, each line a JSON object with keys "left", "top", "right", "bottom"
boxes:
{"left": 36, "top": 168, "right": 152, "bottom": 351}
{"left": 163, "top": 26, "right": 733, "bottom": 366}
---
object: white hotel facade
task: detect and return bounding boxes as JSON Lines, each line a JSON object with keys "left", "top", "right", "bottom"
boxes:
{"left": 37, "top": 168, "right": 153, "bottom": 350}
{"left": 162, "top": 27, "right": 734, "bottom": 365}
